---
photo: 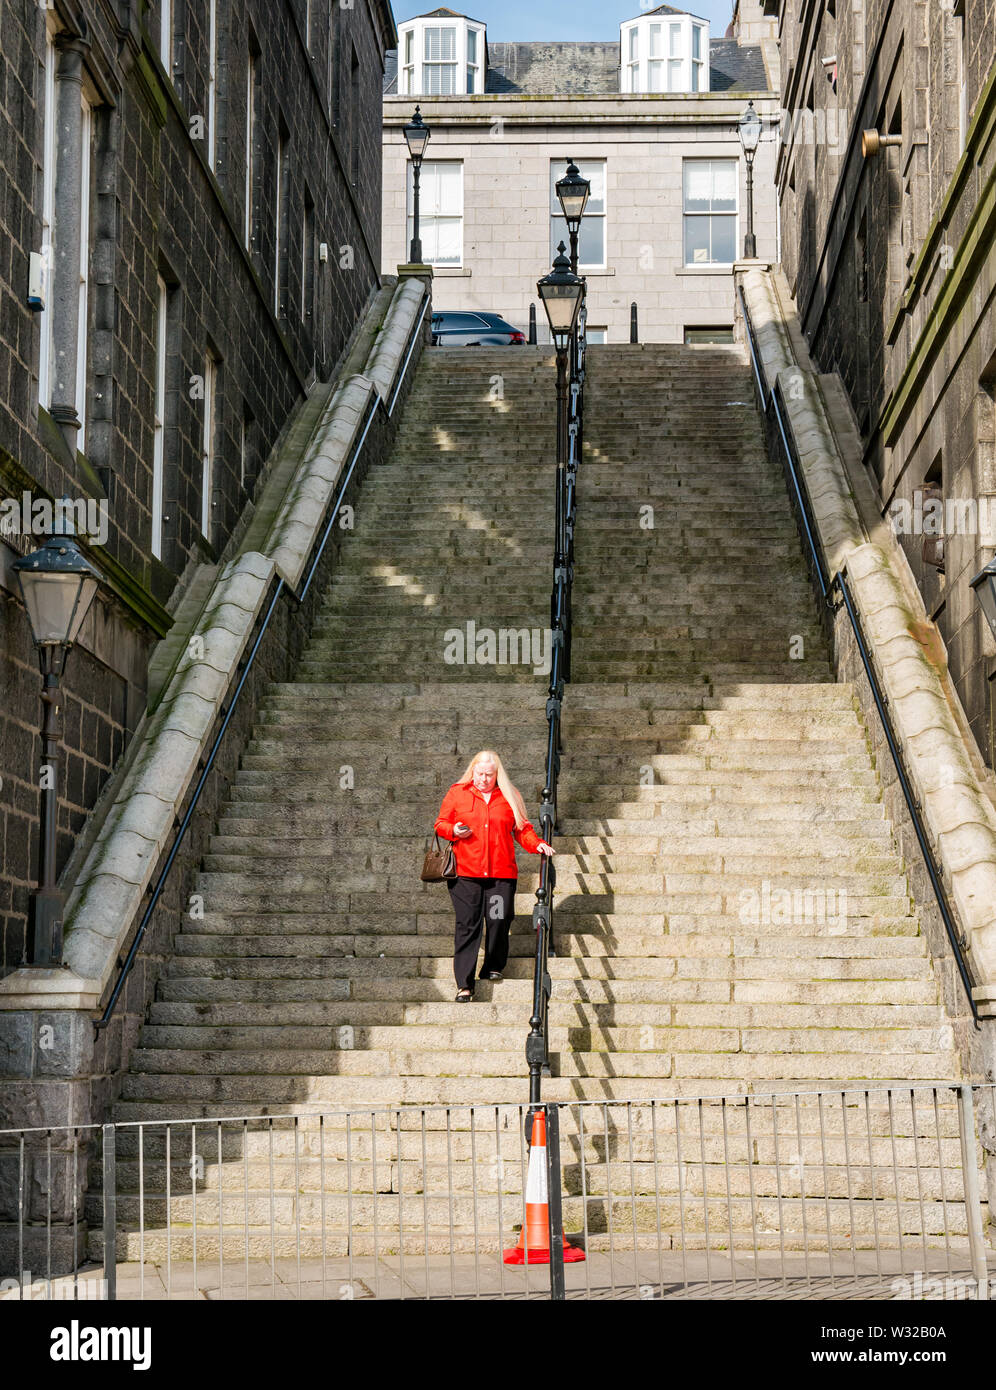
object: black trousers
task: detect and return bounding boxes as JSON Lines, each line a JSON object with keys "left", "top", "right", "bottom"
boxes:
{"left": 448, "top": 876, "right": 516, "bottom": 991}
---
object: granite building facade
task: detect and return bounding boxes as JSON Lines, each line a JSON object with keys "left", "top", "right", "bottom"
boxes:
{"left": 382, "top": 2, "right": 781, "bottom": 344}
{"left": 0, "top": 0, "right": 395, "bottom": 972}
{"left": 774, "top": 0, "right": 996, "bottom": 763}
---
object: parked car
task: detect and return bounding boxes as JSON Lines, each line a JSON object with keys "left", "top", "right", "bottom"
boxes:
{"left": 430, "top": 311, "right": 525, "bottom": 346}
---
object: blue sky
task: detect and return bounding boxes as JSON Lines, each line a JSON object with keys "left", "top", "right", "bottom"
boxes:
{"left": 393, "top": 1, "right": 737, "bottom": 42}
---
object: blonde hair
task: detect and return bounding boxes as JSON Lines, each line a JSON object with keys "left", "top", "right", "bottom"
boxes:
{"left": 457, "top": 750, "right": 529, "bottom": 830}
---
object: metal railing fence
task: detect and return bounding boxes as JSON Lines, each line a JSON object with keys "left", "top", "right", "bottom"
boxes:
{"left": 526, "top": 295, "right": 587, "bottom": 1117}
{"left": 1, "top": 1083, "right": 991, "bottom": 1301}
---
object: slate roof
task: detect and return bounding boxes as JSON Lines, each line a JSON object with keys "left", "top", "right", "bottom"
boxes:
{"left": 383, "top": 37, "right": 770, "bottom": 94}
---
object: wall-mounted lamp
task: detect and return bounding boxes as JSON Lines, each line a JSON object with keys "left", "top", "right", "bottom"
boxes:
{"left": 861, "top": 129, "right": 903, "bottom": 158}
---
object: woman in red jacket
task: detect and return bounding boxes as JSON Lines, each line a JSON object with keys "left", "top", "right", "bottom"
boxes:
{"left": 434, "top": 750, "right": 554, "bottom": 1002}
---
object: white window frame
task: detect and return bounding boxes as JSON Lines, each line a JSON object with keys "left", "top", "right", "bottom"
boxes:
{"left": 550, "top": 158, "right": 607, "bottom": 272}
{"left": 691, "top": 23, "right": 706, "bottom": 93}
{"left": 38, "top": 27, "right": 57, "bottom": 411}
{"left": 207, "top": 0, "right": 217, "bottom": 169}
{"left": 244, "top": 53, "right": 255, "bottom": 247}
{"left": 407, "top": 160, "right": 464, "bottom": 268}
{"left": 152, "top": 277, "right": 167, "bottom": 559}
{"left": 682, "top": 158, "right": 738, "bottom": 268}
{"left": 620, "top": 15, "right": 709, "bottom": 94}
{"left": 402, "top": 29, "right": 414, "bottom": 95}
{"left": 160, "top": 0, "right": 174, "bottom": 73}
{"left": 201, "top": 352, "right": 216, "bottom": 538}
{"left": 397, "top": 16, "right": 486, "bottom": 97}
{"left": 466, "top": 28, "right": 479, "bottom": 95}
{"left": 423, "top": 25, "right": 457, "bottom": 95}
{"left": 76, "top": 95, "right": 92, "bottom": 452}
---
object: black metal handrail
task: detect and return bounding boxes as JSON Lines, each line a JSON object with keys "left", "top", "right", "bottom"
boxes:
{"left": 95, "top": 290, "right": 430, "bottom": 1031}
{"left": 526, "top": 297, "right": 587, "bottom": 1106}
{"left": 738, "top": 285, "right": 979, "bottom": 1026}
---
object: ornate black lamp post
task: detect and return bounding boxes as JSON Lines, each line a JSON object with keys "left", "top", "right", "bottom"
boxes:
{"left": 12, "top": 514, "right": 102, "bottom": 965}
{"left": 555, "top": 158, "right": 590, "bottom": 276}
{"left": 403, "top": 106, "right": 431, "bottom": 264}
{"left": 538, "top": 243, "right": 584, "bottom": 466}
{"left": 738, "top": 99, "right": 762, "bottom": 259}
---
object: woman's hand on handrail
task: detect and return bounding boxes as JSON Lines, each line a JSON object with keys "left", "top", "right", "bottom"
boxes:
{"left": 536, "top": 841, "right": 555, "bottom": 857}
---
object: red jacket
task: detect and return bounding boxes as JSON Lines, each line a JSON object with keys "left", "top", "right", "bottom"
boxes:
{"left": 434, "top": 782, "right": 543, "bottom": 879}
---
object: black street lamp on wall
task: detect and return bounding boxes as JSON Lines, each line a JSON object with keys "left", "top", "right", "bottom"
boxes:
{"left": 555, "top": 158, "right": 591, "bottom": 276}
{"left": 403, "top": 106, "right": 431, "bottom": 265}
{"left": 738, "top": 99, "right": 762, "bottom": 260}
{"left": 12, "top": 514, "right": 103, "bottom": 966}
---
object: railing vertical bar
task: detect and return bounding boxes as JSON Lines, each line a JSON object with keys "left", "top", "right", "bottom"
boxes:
{"left": 294, "top": 1117, "right": 301, "bottom": 1299}
{"left": 243, "top": 1120, "right": 250, "bottom": 1300}
{"left": 602, "top": 1104, "right": 616, "bottom": 1298}
{"left": 721, "top": 1098, "right": 737, "bottom": 1293}
{"left": 674, "top": 1099, "right": 688, "bottom": 1291}
{"left": 744, "top": 1098, "right": 761, "bottom": 1293}
{"left": 793, "top": 1093, "right": 811, "bottom": 1291}
{"left": 817, "top": 1092, "right": 835, "bottom": 1288}
{"left": 887, "top": 1088, "right": 906, "bottom": 1276}
{"left": 469, "top": 1107, "right": 480, "bottom": 1300}
{"left": 626, "top": 1103, "right": 639, "bottom": 1293}
{"left": 101, "top": 1123, "right": 116, "bottom": 1302}
{"left": 319, "top": 1114, "right": 328, "bottom": 1303}
{"left": 494, "top": 1107, "right": 508, "bottom": 1300}
{"left": 446, "top": 1107, "right": 455, "bottom": 1300}
{"left": 770, "top": 1095, "right": 787, "bottom": 1293}
{"left": 650, "top": 1100, "right": 664, "bottom": 1299}
{"left": 397, "top": 1109, "right": 406, "bottom": 1301}
{"left": 72, "top": 1131, "right": 79, "bottom": 1300}
{"left": 518, "top": 1106, "right": 531, "bottom": 1298}
{"left": 371, "top": 1113, "right": 380, "bottom": 1301}
{"left": 839, "top": 1092, "right": 859, "bottom": 1284}
{"left": 909, "top": 1088, "right": 930, "bottom": 1278}
{"left": 578, "top": 1104, "right": 592, "bottom": 1300}
{"left": 45, "top": 1133, "right": 52, "bottom": 1291}
{"left": 217, "top": 1121, "right": 224, "bottom": 1301}
{"left": 697, "top": 1100, "right": 712, "bottom": 1294}
{"left": 267, "top": 1119, "right": 275, "bottom": 1301}
{"left": 346, "top": 1114, "right": 354, "bottom": 1298}
{"left": 421, "top": 1110, "right": 430, "bottom": 1299}
{"left": 191, "top": 1120, "right": 198, "bottom": 1296}
{"left": 863, "top": 1089, "right": 883, "bottom": 1283}
{"left": 930, "top": 1088, "right": 952, "bottom": 1278}
{"left": 16, "top": 1135, "right": 24, "bottom": 1298}
{"left": 165, "top": 1125, "right": 172, "bottom": 1301}
{"left": 138, "top": 1125, "right": 145, "bottom": 1301}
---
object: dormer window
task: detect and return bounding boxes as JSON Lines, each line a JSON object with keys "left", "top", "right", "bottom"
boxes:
{"left": 620, "top": 11, "right": 710, "bottom": 94}
{"left": 398, "top": 12, "right": 486, "bottom": 97}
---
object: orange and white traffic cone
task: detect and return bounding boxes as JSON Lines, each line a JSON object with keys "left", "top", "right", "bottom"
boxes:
{"left": 503, "top": 1108, "right": 585, "bottom": 1265}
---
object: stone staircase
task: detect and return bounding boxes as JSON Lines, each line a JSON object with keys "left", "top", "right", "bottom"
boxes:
{"left": 92, "top": 345, "right": 965, "bottom": 1260}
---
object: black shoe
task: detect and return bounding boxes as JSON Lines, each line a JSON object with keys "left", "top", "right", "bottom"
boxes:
{"left": 455, "top": 989, "right": 474, "bottom": 1003}
{"left": 485, "top": 971, "right": 503, "bottom": 981}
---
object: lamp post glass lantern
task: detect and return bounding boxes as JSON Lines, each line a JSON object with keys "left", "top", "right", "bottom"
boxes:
{"left": 403, "top": 106, "right": 431, "bottom": 265}
{"left": 12, "top": 515, "right": 102, "bottom": 965}
{"left": 538, "top": 242, "right": 584, "bottom": 486}
{"left": 556, "top": 158, "right": 590, "bottom": 274}
{"left": 738, "top": 99, "right": 762, "bottom": 260}
{"left": 970, "top": 555, "right": 996, "bottom": 638}
{"left": 537, "top": 242, "right": 584, "bottom": 353}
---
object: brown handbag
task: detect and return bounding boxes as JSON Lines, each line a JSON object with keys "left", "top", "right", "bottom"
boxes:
{"left": 421, "top": 832, "right": 457, "bottom": 883}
